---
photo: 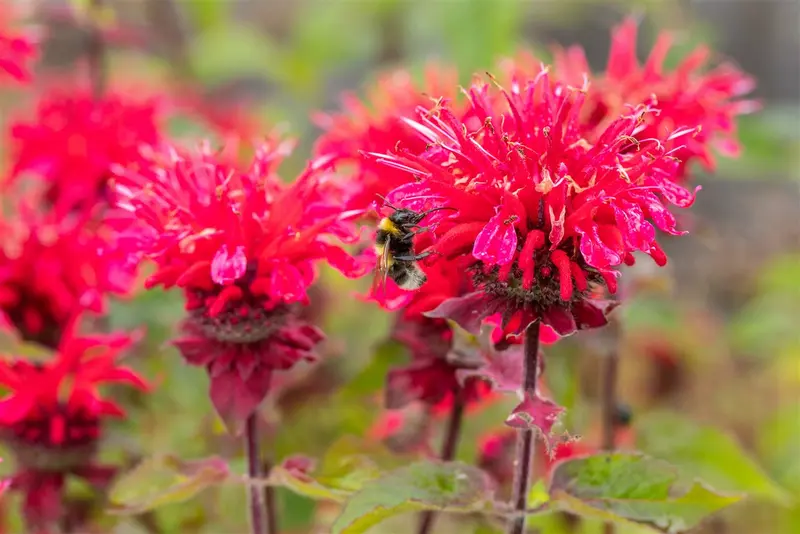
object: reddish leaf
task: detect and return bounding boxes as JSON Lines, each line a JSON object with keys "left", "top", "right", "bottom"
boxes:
{"left": 456, "top": 345, "right": 525, "bottom": 393}
{"left": 209, "top": 367, "right": 272, "bottom": 435}
{"left": 505, "top": 391, "right": 566, "bottom": 454}
{"left": 424, "top": 292, "right": 505, "bottom": 335}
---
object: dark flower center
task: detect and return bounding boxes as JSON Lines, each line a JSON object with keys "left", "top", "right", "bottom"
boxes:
{"left": 2, "top": 403, "right": 100, "bottom": 472}
{"left": 472, "top": 251, "right": 603, "bottom": 313}
{"left": 188, "top": 296, "right": 292, "bottom": 344}
{"left": 1, "top": 285, "right": 63, "bottom": 349}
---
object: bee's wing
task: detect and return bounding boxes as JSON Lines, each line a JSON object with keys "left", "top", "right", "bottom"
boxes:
{"left": 371, "top": 240, "right": 392, "bottom": 300}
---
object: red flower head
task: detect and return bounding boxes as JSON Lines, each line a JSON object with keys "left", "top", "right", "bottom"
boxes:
{"left": 0, "top": 203, "right": 137, "bottom": 349}
{"left": 369, "top": 402, "right": 433, "bottom": 455}
{"left": 0, "top": 314, "right": 148, "bottom": 529}
{"left": 111, "top": 138, "right": 368, "bottom": 432}
{"left": 371, "top": 67, "right": 699, "bottom": 339}
{"left": 6, "top": 89, "right": 163, "bottom": 213}
{"left": 551, "top": 17, "right": 759, "bottom": 181}
{"left": 313, "top": 64, "right": 475, "bottom": 213}
{"left": 0, "top": 6, "right": 36, "bottom": 84}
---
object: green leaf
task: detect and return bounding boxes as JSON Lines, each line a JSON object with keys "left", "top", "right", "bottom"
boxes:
{"left": 637, "top": 412, "right": 791, "bottom": 504}
{"left": 108, "top": 455, "right": 229, "bottom": 514}
{"left": 183, "top": 0, "right": 230, "bottom": 32}
{"left": 267, "top": 463, "right": 352, "bottom": 503}
{"left": 550, "top": 453, "right": 742, "bottom": 533}
{"left": 189, "top": 27, "right": 284, "bottom": 84}
{"left": 527, "top": 479, "right": 550, "bottom": 509}
{"left": 340, "top": 340, "right": 407, "bottom": 399}
{"left": 758, "top": 407, "right": 800, "bottom": 497}
{"left": 332, "top": 461, "right": 493, "bottom": 534}
{"left": 263, "top": 437, "right": 388, "bottom": 503}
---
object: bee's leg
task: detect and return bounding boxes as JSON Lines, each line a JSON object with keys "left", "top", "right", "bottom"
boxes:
{"left": 398, "top": 227, "right": 433, "bottom": 241}
{"left": 394, "top": 250, "right": 435, "bottom": 261}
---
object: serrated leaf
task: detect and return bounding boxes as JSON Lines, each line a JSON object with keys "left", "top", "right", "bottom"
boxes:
{"left": 332, "top": 461, "right": 493, "bottom": 534}
{"left": 108, "top": 455, "right": 229, "bottom": 514}
{"left": 550, "top": 453, "right": 742, "bottom": 533}
{"left": 505, "top": 391, "right": 566, "bottom": 453}
{"left": 261, "top": 437, "right": 386, "bottom": 503}
{"left": 636, "top": 412, "right": 791, "bottom": 504}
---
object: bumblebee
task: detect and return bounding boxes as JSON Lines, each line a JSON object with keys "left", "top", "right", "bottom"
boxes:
{"left": 374, "top": 203, "right": 454, "bottom": 292}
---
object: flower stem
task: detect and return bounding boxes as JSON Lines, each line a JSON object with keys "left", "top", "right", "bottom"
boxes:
{"left": 87, "top": 0, "right": 108, "bottom": 99}
{"left": 601, "top": 345, "right": 620, "bottom": 534}
{"left": 245, "top": 414, "right": 267, "bottom": 534}
{"left": 262, "top": 459, "right": 278, "bottom": 534}
{"left": 506, "top": 320, "right": 541, "bottom": 534}
{"left": 416, "top": 387, "right": 466, "bottom": 534}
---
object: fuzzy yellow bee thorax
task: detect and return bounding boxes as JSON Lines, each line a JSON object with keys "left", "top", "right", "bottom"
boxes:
{"left": 378, "top": 217, "right": 402, "bottom": 235}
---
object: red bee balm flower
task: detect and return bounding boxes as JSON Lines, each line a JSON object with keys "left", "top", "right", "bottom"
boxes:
{"left": 0, "top": 315, "right": 148, "bottom": 529}
{"left": 0, "top": 6, "right": 35, "bottom": 83}
{"left": 111, "top": 139, "right": 368, "bottom": 432}
{"left": 0, "top": 207, "right": 136, "bottom": 349}
{"left": 372, "top": 69, "right": 699, "bottom": 338}
{"left": 551, "top": 17, "right": 758, "bottom": 181}
{"left": 6, "top": 90, "right": 162, "bottom": 213}
{"left": 313, "top": 65, "right": 473, "bottom": 212}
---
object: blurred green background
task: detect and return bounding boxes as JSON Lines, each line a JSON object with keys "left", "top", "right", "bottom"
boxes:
{"left": 1, "top": 0, "right": 798, "bottom": 533}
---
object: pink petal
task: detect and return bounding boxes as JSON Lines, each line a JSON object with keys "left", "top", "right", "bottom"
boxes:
{"left": 269, "top": 262, "right": 306, "bottom": 302}
{"left": 540, "top": 325, "right": 560, "bottom": 344}
{"left": 577, "top": 223, "right": 622, "bottom": 269}
{"left": 548, "top": 205, "right": 566, "bottom": 249}
{"left": 473, "top": 212, "right": 517, "bottom": 266}
{"left": 211, "top": 245, "right": 247, "bottom": 285}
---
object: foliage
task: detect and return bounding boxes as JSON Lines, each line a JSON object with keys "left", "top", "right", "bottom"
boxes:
{"left": 0, "top": 0, "right": 793, "bottom": 533}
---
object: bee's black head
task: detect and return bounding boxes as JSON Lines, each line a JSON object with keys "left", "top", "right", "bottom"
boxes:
{"left": 387, "top": 208, "right": 424, "bottom": 228}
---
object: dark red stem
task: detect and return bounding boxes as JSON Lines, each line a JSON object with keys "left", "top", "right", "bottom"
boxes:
{"left": 87, "top": 0, "right": 107, "bottom": 99}
{"left": 263, "top": 459, "right": 278, "bottom": 534}
{"left": 416, "top": 387, "right": 466, "bottom": 534}
{"left": 506, "top": 320, "right": 541, "bottom": 534}
{"left": 245, "top": 415, "right": 267, "bottom": 534}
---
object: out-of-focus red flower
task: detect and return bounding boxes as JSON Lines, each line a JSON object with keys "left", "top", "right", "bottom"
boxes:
{"left": 375, "top": 67, "right": 698, "bottom": 339}
{"left": 369, "top": 402, "right": 433, "bottom": 455}
{"left": 111, "top": 138, "right": 368, "bottom": 432}
{"left": 5, "top": 90, "right": 163, "bottom": 213}
{"left": 377, "top": 251, "right": 509, "bottom": 411}
{"left": 0, "top": 314, "right": 148, "bottom": 530}
{"left": 314, "top": 65, "right": 478, "bottom": 213}
{"left": 371, "top": 382, "right": 498, "bottom": 456}
{"left": 0, "top": 6, "right": 36, "bottom": 84}
{"left": 549, "top": 17, "right": 759, "bottom": 181}
{"left": 0, "top": 204, "right": 137, "bottom": 349}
